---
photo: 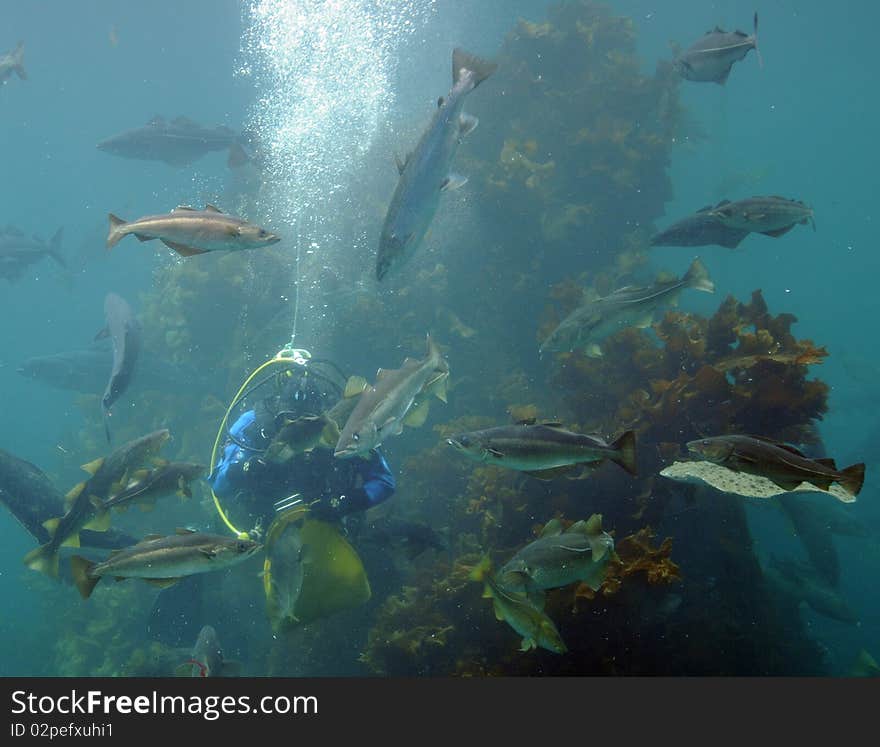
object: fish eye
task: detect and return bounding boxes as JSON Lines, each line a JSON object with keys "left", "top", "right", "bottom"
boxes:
{"left": 258, "top": 229, "right": 267, "bottom": 237}
{"left": 353, "top": 433, "right": 360, "bottom": 441}
{"left": 237, "top": 541, "right": 251, "bottom": 553}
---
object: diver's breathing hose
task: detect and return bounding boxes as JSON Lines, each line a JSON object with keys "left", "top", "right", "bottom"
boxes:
{"left": 209, "top": 347, "right": 313, "bottom": 540}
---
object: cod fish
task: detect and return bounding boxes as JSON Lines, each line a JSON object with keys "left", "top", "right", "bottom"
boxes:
{"left": 174, "top": 625, "right": 242, "bottom": 678}
{"left": 334, "top": 334, "right": 449, "bottom": 458}
{"left": 0, "top": 41, "right": 26, "bottom": 85}
{"left": 708, "top": 196, "right": 815, "bottom": 237}
{"left": 540, "top": 257, "right": 714, "bottom": 357}
{"left": 376, "top": 48, "right": 497, "bottom": 280}
{"left": 687, "top": 435, "right": 865, "bottom": 498}
{"left": 17, "top": 345, "right": 197, "bottom": 396}
{"left": 101, "top": 461, "right": 205, "bottom": 513}
{"left": 0, "top": 447, "right": 135, "bottom": 550}
{"left": 650, "top": 206, "right": 750, "bottom": 249}
{"left": 674, "top": 13, "right": 761, "bottom": 85}
{"left": 71, "top": 528, "right": 262, "bottom": 599}
{"left": 98, "top": 116, "right": 250, "bottom": 168}
{"left": 0, "top": 226, "right": 65, "bottom": 282}
{"left": 23, "top": 429, "right": 171, "bottom": 577}
{"left": 470, "top": 558, "right": 566, "bottom": 654}
{"left": 96, "top": 292, "right": 142, "bottom": 442}
{"left": 106, "top": 204, "right": 280, "bottom": 257}
{"left": 498, "top": 515, "right": 617, "bottom": 594}
{"left": 447, "top": 421, "right": 637, "bottom": 480}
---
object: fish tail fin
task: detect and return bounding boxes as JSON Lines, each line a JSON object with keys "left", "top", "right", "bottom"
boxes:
{"left": 227, "top": 143, "right": 249, "bottom": 169}
{"left": 468, "top": 554, "right": 493, "bottom": 583}
{"left": 106, "top": 214, "right": 128, "bottom": 249}
{"left": 684, "top": 257, "right": 715, "bottom": 293}
{"left": 23, "top": 544, "right": 60, "bottom": 578}
{"left": 452, "top": 48, "right": 497, "bottom": 90}
{"left": 70, "top": 556, "right": 100, "bottom": 599}
{"left": 839, "top": 463, "right": 866, "bottom": 497}
{"left": 13, "top": 41, "right": 26, "bottom": 80}
{"left": 610, "top": 430, "right": 638, "bottom": 476}
{"left": 753, "top": 12, "right": 763, "bottom": 68}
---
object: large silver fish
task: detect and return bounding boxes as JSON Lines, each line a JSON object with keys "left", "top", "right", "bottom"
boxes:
{"left": 540, "top": 257, "right": 715, "bottom": 357}
{"left": 707, "top": 196, "right": 815, "bottom": 237}
{"left": 650, "top": 205, "right": 750, "bottom": 249}
{"left": 0, "top": 226, "right": 65, "bottom": 282}
{"left": 96, "top": 292, "right": 142, "bottom": 441}
{"left": 498, "top": 515, "right": 616, "bottom": 594}
{"left": 674, "top": 13, "right": 761, "bottom": 85}
{"left": 106, "top": 204, "right": 280, "bottom": 257}
{"left": 334, "top": 335, "right": 449, "bottom": 458}
{"left": 376, "top": 48, "right": 497, "bottom": 281}
{"left": 98, "top": 116, "right": 249, "bottom": 168}
{"left": 70, "top": 528, "right": 262, "bottom": 599}
{"left": 447, "top": 422, "right": 637, "bottom": 479}
{"left": 0, "top": 41, "right": 26, "bottom": 85}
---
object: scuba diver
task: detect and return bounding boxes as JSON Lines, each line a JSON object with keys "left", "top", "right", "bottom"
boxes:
{"left": 208, "top": 352, "right": 396, "bottom": 534}
{"left": 148, "top": 349, "right": 395, "bottom": 647}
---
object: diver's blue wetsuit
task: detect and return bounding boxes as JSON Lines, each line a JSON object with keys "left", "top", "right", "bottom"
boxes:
{"left": 209, "top": 408, "right": 395, "bottom": 525}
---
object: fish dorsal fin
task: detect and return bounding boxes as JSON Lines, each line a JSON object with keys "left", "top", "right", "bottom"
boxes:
{"left": 343, "top": 375, "right": 368, "bottom": 398}
{"left": 175, "top": 527, "right": 196, "bottom": 535}
{"left": 80, "top": 457, "right": 104, "bottom": 476}
{"left": 538, "top": 421, "right": 565, "bottom": 428}
{"left": 539, "top": 518, "right": 565, "bottom": 537}
{"left": 204, "top": 204, "right": 222, "bottom": 213}
{"left": 142, "top": 534, "right": 164, "bottom": 542}
{"left": 697, "top": 205, "right": 714, "bottom": 213}
{"left": 173, "top": 205, "right": 196, "bottom": 212}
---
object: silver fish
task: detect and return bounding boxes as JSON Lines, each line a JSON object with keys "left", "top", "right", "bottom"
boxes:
{"left": 376, "top": 48, "right": 496, "bottom": 281}
{"left": 106, "top": 204, "right": 280, "bottom": 257}
{"left": 498, "top": 515, "right": 616, "bottom": 594}
{"left": 98, "top": 115, "right": 249, "bottom": 168}
{"left": 70, "top": 528, "right": 262, "bottom": 599}
{"left": 96, "top": 292, "right": 142, "bottom": 441}
{"left": 650, "top": 205, "right": 750, "bottom": 249}
{"left": 0, "top": 226, "right": 65, "bottom": 282}
{"left": 334, "top": 335, "right": 449, "bottom": 458}
{"left": 540, "top": 257, "right": 715, "bottom": 357}
{"left": 708, "top": 196, "right": 815, "bottom": 237}
{"left": 674, "top": 13, "right": 761, "bottom": 85}
{"left": 447, "top": 422, "right": 637, "bottom": 479}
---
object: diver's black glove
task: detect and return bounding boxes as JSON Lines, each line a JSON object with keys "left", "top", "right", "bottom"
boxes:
{"left": 309, "top": 488, "right": 371, "bottom": 522}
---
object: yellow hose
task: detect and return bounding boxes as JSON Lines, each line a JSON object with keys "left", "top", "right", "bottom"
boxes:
{"left": 209, "top": 348, "right": 310, "bottom": 539}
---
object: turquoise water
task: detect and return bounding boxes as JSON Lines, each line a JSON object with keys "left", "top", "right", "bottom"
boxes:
{"left": 1, "top": 1, "right": 877, "bottom": 676}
